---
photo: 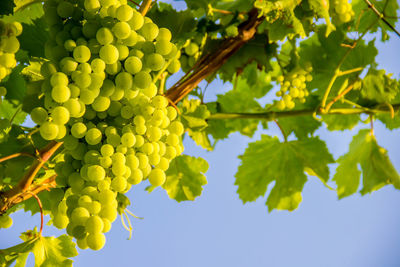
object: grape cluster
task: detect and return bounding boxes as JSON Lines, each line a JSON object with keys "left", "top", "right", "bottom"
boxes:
{"left": 30, "top": 0, "right": 184, "bottom": 250}
{"left": 333, "top": 0, "right": 354, "bottom": 23}
{"left": 0, "top": 214, "right": 13, "bottom": 229}
{"left": 275, "top": 66, "right": 313, "bottom": 110}
{"left": 0, "top": 20, "right": 22, "bottom": 82}
{"left": 179, "top": 35, "right": 203, "bottom": 73}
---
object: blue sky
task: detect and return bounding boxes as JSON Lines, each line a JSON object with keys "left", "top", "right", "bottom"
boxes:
{"left": 1, "top": 2, "right": 400, "bottom": 267}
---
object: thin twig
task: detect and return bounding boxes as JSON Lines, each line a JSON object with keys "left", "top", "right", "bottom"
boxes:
{"left": 128, "top": 0, "right": 140, "bottom": 7}
{"left": 26, "top": 192, "right": 43, "bottom": 235}
{"left": 364, "top": 0, "right": 400, "bottom": 38}
{"left": 0, "top": 152, "right": 36, "bottom": 163}
{"left": 139, "top": 0, "right": 152, "bottom": 16}
{"left": 325, "top": 84, "right": 355, "bottom": 112}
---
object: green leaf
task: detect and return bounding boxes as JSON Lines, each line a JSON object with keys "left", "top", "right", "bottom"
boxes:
{"left": 361, "top": 69, "right": 398, "bottom": 103}
{"left": 322, "top": 113, "right": 360, "bottom": 131}
{"left": 1, "top": 65, "right": 28, "bottom": 104}
{"left": 235, "top": 136, "right": 334, "bottom": 211}
{"left": 24, "top": 188, "right": 64, "bottom": 215}
{"left": 377, "top": 112, "right": 400, "bottom": 130}
{"left": 19, "top": 18, "right": 49, "bottom": 58}
{"left": 0, "top": 237, "right": 37, "bottom": 267}
{"left": 334, "top": 129, "right": 400, "bottom": 199}
{"left": 308, "top": 0, "right": 335, "bottom": 37}
{"left": 163, "top": 155, "right": 208, "bottom": 202}
{"left": 180, "top": 99, "right": 212, "bottom": 150}
{"left": 0, "top": 100, "right": 27, "bottom": 125}
{"left": 31, "top": 235, "right": 78, "bottom": 267}
{"left": 1, "top": 1, "right": 44, "bottom": 25}
{"left": 0, "top": 0, "right": 15, "bottom": 15}
{"left": 148, "top": 3, "right": 197, "bottom": 41}
{"left": 277, "top": 116, "right": 321, "bottom": 139}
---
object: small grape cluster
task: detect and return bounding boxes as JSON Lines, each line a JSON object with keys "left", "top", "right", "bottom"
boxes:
{"left": 179, "top": 35, "right": 203, "bottom": 72}
{"left": 0, "top": 20, "right": 22, "bottom": 82}
{"left": 333, "top": 0, "right": 354, "bottom": 23}
{"left": 275, "top": 66, "right": 313, "bottom": 110}
{"left": 29, "top": 0, "right": 184, "bottom": 251}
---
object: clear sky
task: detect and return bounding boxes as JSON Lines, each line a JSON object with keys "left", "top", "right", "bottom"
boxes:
{"left": 1, "top": 2, "right": 400, "bottom": 267}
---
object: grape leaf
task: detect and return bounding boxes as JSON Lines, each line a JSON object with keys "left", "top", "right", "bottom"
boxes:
{"left": 334, "top": 129, "right": 400, "bottom": 199}
{"left": 180, "top": 99, "right": 212, "bottom": 150}
{"left": 361, "top": 69, "right": 398, "bottom": 103}
{"left": 1, "top": 1, "right": 44, "bottom": 24}
{"left": 352, "top": 0, "right": 399, "bottom": 41}
{"left": 377, "top": 112, "right": 400, "bottom": 130}
{"left": 19, "top": 18, "right": 49, "bottom": 58}
{"left": 235, "top": 136, "right": 334, "bottom": 211}
{"left": 0, "top": 0, "right": 15, "bottom": 15}
{"left": 31, "top": 235, "right": 78, "bottom": 266}
{"left": 0, "top": 99, "right": 27, "bottom": 125}
{"left": 308, "top": 0, "right": 335, "bottom": 37}
{"left": 1, "top": 65, "right": 28, "bottom": 104}
{"left": 163, "top": 155, "right": 208, "bottom": 202}
{"left": 0, "top": 237, "right": 36, "bottom": 266}
{"left": 148, "top": 2, "right": 197, "bottom": 41}
{"left": 322, "top": 113, "right": 360, "bottom": 131}
{"left": 277, "top": 116, "right": 321, "bottom": 139}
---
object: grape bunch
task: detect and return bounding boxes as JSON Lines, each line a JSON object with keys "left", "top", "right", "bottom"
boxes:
{"left": 0, "top": 20, "right": 22, "bottom": 82}
{"left": 179, "top": 35, "right": 204, "bottom": 73}
{"left": 333, "top": 0, "right": 354, "bottom": 23}
{"left": 275, "top": 65, "right": 313, "bottom": 110}
{"left": 30, "top": 0, "right": 185, "bottom": 250}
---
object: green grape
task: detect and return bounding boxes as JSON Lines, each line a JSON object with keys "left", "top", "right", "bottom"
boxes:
{"left": 50, "top": 72, "right": 69, "bottom": 87}
{"left": 96, "top": 27, "right": 114, "bottom": 45}
{"left": 146, "top": 126, "right": 162, "bottom": 142}
{"left": 115, "top": 72, "right": 133, "bottom": 90}
{"left": 87, "top": 165, "right": 106, "bottom": 182}
{"left": 106, "top": 133, "right": 121, "bottom": 147}
{"left": 92, "top": 96, "right": 111, "bottom": 112}
{"left": 74, "top": 72, "right": 92, "bottom": 88}
{"left": 124, "top": 56, "right": 142, "bottom": 74}
{"left": 133, "top": 71, "right": 152, "bottom": 89}
{"left": 98, "top": 189, "right": 115, "bottom": 205}
{"left": 112, "top": 162, "right": 126, "bottom": 176}
{"left": 51, "top": 85, "right": 71, "bottom": 103}
{"left": 71, "top": 207, "right": 90, "bottom": 225}
{"left": 112, "top": 22, "right": 131, "bottom": 40}
{"left": 184, "top": 42, "right": 199, "bottom": 56}
{"left": 100, "top": 156, "right": 112, "bottom": 168}
{"left": 0, "top": 215, "right": 13, "bottom": 228}
{"left": 97, "top": 179, "right": 111, "bottom": 191}
{"left": 84, "top": 0, "right": 101, "bottom": 12}
{"left": 168, "top": 121, "right": 184, "bottom": 135}
{"left": 121, "top": 132, "right": 136, "bottom": 147}
{"left": 60, "top": 57, "right": 78, "bottom": 74}
{"left": 127, "top": 10, "right": 144, "bottom": 30}
{"left": 86, "top": 215, "right": 104, "bottom": 234}
{"left": 166, "top": 133, "right": 179, "bottom": 146}
{"left": 31, "top": 107, "right": 48, "bottom": 125}
{"left": 101, "top": 144, "right": 114, "bottom": 157}
{"left": 116, "top": 4, "right": 133, "bottom": 22}
{"left": 91, "top": 58, "right": 106, "bottom": 73}
{"left": 85, "top": 128, "right": 102, "bottom": 145}
{"left": 140, "top": 23, "right": 159, "bottom": 41}
{"left": 126, "top": 154, "right": 139, "bottom": 169}
{"left": 156, "top": 28, "right": 172, "bottom": 42}
{"left": 167, "top": 59, "right": 181, "bottom": 74}
{"left": 111, "top": 176, "right": 127, "bottom": 192}
{"left": 145, "top": 53, "right": 165, "bottom": 71}
{"left": 99, "top": 204, "right": 118, "bottom": 222}
{"left": 86, "top": 233, "right": 106, "bottom": 250}
{"left": 64, "top": 98, "right": 81, "bottom": 118}
{"left": 102, "top": 218, "right": 112, "bottom": 233}
{"left": 155, "top": 40, "right": 172, "bottom": 55}
{"left": 127, "top": 168, "right": 143, "bottom": 185}
{"left": 78, "top": 195, "right": 92, "bottom": 208}
{"left": 80, "top": 89, "right": 96, "bottom": 105}
{"left": 52, "top": 212, "right": 69, "bottom": 229}
{"left": 148, "top": 168, "right": 166, "bottom": 187}
{"left": 149, "top": 153, "right": 160, "bottom": 165}
{"left": 63, "top": 135, "right": 79, "bottom": 150}
{"left": 40, "top": 122, "right": 59, "bottom": 140}
{"left": 121, "top": 30, "right": 138, "bottom": 46}
{"left": 77, "top": 237, "right": 89, "bottom": 250}
{"left": 276, "top": 100, "right": 286, "bottom": 110}
{"left": 71, "top": 122, "right": 87, "bottom": 138}
{"left": 73, "top": 45, "right": 91, "bottom": 63}
{"left": 152, "top": 95, "right": 168, "bottom": 109}
{"left": 156, "top": 157, "right": 169, "bottom": 171}
{"left": 99, "top": 44, "right": 119, "bottom": 64}
{"left": 51, "top": 106, "right": 70, "bottom": 125}
{"left": 116, "top": 44, "right": 129, "bottom": 60}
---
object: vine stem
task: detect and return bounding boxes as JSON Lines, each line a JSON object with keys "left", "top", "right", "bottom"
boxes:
{"left": 139, "top": 0, "right": 153, "bottom": 16}
{"left": 324, "top": 83, "right": 355, "bottom": 112}
{"left": 207, "top": 103, "right": 400, "bottom": 121}
{"left": 164, "top": 8, "right": 265, "bottom": 104}
{"left": 0, "top": 141, "right": 62, "bottom": 214}
{"left": 0, "top": 152, "right": 36, "bottom": 163}
{"left": 26, "top": 192, "right": 43, "bottom": 235}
